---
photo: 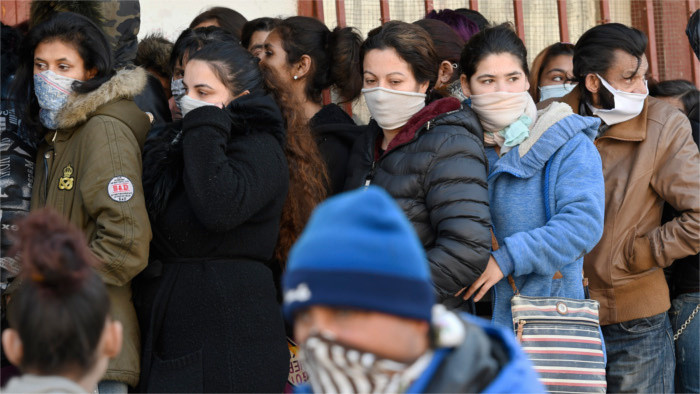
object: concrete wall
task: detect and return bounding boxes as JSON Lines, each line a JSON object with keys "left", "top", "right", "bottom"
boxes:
{"left": 138, "top": 0, "right": 297, "bottom": 41}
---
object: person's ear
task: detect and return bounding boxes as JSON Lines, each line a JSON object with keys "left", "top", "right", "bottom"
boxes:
{"left": 293, "top": 54, "right": 312, "bottom": 80}
{"left": 460, "top": 74, "right": 472, "bottom": 97}
{"left": 437, "top": 61, "right": 455, "bottom": 87}
{"left": 2, "top": 329, "right": 23, "bottom": 367}
{"left": 85, "top": 68, "right": 97, "bottom": 81}
{"left": 585, "top": 73, "right": 600, "bottom": 94}
{"left": 101, "top": 319, "right": 123, "bottom": 359}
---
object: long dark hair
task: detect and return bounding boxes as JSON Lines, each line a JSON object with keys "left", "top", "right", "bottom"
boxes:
{"left": 459, "top": 23, "right": 528, "bottom": 81}
{"left": 273, "top": 16, "right": 363, "bottom": 103}
{"left": 262, "top": 52, "right": 329, "bottom": 266}
{"left": 11, "top": 12, "right": 115, "bottom": 134}
{"left": 7, "top": 209, "right": 110, "bottom": 376}
{"left": 189, "top": 7, "right": 247, "bottom": 40}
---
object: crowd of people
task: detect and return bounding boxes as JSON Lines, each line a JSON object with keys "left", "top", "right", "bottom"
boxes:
{"left": 0, "top": 2, "right": 698, "bottom": 393}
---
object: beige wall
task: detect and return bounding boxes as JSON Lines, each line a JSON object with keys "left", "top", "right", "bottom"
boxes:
{"left": 137, "top": 0, "right": 297, "bottom": 41}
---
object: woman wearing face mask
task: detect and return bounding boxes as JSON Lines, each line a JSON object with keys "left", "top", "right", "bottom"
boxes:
{"left": 137, "top": 40, "right": 289, "bottom": 392}
{"left": 344, "top": 21, "right": 491, "bottom": 313}
{"left": 458, "top": 24, "right": 605, "bottom": 328}
{"left": 529, "top": 42, "right": 576, "bottom": 102}
{"left": 166, "top": 27, "right": 235, "bottom": 123}
{"left": 260, "top": 16, "right": 364, "bottom": 197}
{"left": 10, "top": 12, "right": 150, "bottom": 392}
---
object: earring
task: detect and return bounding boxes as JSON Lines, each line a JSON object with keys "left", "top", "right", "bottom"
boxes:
{"left": 293, "top": 75, "right": 298, "bottom": 80}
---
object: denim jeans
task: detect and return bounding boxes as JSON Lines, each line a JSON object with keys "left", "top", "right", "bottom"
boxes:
{"left": 97, "top": 380, "right": 128, "bottom": 394}
{"left": 602, "top": 311, "right": 675, "bottom": 393}
{"left": 670, "top": 292, "right": 700, "bottom": 393}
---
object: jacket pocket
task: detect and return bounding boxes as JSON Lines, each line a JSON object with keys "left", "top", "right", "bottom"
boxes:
{"left": 622, "top": 227, "right": 656, "bottom": 274}
{"left": 147, "top": 348, "right": 203, "bottom": 393}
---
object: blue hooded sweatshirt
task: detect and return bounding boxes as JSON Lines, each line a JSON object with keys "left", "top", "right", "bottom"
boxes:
{"left": 486, "top": 104, "right": 605, "bottom": 328}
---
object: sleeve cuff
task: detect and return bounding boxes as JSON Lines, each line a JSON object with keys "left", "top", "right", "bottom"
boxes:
{"left": 182, "top": 105, "right": 231, "bottom": 133}
{"left": 492, "top": 246, "right": 514, "bottom": 277}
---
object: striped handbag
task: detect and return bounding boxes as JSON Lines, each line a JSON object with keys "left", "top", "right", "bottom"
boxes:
{"left": 505, "top": 159, "right": 606, "bottom": 393}
{"left": 510, "top": 289, "right": 607, "bottom": 393}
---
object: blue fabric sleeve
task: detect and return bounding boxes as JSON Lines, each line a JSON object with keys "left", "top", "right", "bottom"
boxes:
{"left": 495, "top": 134, "right": 605, "bottom": 277}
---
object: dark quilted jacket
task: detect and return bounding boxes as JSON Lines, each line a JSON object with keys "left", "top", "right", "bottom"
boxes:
{"left": 344, "top": 97, "right": 491, "bottom": 303}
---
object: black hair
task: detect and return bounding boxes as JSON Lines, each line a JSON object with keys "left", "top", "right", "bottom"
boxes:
{"left": 459, "top": 23, "right": 528, "bottom": 80}
{"left": 11, "top": 12, "right": 115, "bottom": 134}
{"left": 573, "top": 23, "right": 647, "bottom": 104}
{"left": 361, "top": 20, "right": 439, "bottom": 90}
{"left": 189, "top": 7, "right": 247, "bottom": 40}
{"left": 241, "top": 17, "right": 280, "bottom": 50}
{"left": 687, "top": 9, "right": 700, "bottom": 60}
{"left": 169, "top": 26, "right": 236, "bottom": 78}
{"left": 188, "top": 40, "right": 264, "bottom": 97}
{"left": 7, "top": 209, "right": 110, "bottom": 376}
{"left": 454, "top": 8, "right": 489, "bottom": 32}
{"left": 1, "top": 23, "right": 23, "bottom": 89}
{"left": 274, "top": 16, "right": 363, "bottom": 103}
{"left": 650, "top": 79, "right": 699, "bottom": 116}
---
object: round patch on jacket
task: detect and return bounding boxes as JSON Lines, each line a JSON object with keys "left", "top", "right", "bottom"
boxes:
{"left": 107, "top": 176, "right": 134, "bottom": 202}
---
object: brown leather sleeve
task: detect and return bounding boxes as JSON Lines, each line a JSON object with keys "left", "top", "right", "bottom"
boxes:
{"left": 648, "top": 111, "right": 700, "bottom": 268}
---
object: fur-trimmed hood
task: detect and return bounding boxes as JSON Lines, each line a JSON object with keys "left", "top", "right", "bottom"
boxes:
{"left": 55, "top": 67, "right": 147, "bottom": 130}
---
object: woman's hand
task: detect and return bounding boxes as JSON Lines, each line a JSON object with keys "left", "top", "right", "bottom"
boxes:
{"left": 458, "top": 256, "right": 504, "bottom": 302}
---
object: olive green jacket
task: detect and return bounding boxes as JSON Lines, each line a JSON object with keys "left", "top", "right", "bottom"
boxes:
{"left": 31, "top": 68, "right": 152, "bottom": 387}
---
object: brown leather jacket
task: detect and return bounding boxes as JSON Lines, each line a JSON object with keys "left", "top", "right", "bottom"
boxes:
{"left": 541, "top": 91, "right": 700, "bottom": 325}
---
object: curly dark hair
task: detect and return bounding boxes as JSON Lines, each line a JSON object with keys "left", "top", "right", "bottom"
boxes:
{"left": 262, "top": 65, "right": 329, "bottom": 265}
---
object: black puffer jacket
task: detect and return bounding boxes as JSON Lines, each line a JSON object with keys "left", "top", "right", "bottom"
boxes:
{"left": 345, "top": 97, "right": 491, "bottom": 305}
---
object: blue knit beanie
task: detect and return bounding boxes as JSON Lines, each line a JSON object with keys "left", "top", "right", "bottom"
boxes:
{"left": 283, "top": 186, "right": 435, "bottom": 322}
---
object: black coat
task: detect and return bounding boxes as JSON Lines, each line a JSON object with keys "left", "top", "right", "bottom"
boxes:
{"left": 345, "top": 98, "right": 491, "bottom": 305}
{"left": 135, "top": 92, "right": 289, "bottom": 393}
{"left": 310, "top": 104, "right": 364, "bottom": 195}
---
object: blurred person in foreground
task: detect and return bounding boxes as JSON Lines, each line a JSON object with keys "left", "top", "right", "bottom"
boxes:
{"left": 282, "top": 186, "right": 544, "bottom": 393}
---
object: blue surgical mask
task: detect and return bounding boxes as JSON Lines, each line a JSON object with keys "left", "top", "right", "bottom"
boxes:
{"left": 539, "top": 83, "right": 577, "bottom": 102}
{"left": 33, "top": 70, "right": 79, "bottom": 129}
{"left": 180, "top": 94, "right": 216, "bottom": 117}
{"left": 171, "top": 78, "right": 186, "bottom": 110}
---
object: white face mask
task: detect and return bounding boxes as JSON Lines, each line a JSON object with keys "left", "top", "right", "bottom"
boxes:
{"left": 470, "top": 91, "right": 537, "bottom": 133}
{"left": 171, "top": 78, "right": 186, "bottom": 110}
{"left": 180, "top": 94, "right": 216, "bottom": 117}
{"left": 588, "top": 74, "right": 648, "bottom": 125}
{"left": 539, "top": 83, "right": 577, "bottom": 102}
{"left": 362, "top": 87, "right": 426, "bottom": 130}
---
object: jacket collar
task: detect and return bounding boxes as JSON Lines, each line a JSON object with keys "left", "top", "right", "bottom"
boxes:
{"left": 53, "top": 67, "right": 147, "bottom": 131}
{"left": 383, "top": 97, "right": 462, "bottom": 153}
{"left": 560, "top": 89, "right": 649, "bottom": 142}
{"left": 488, "top": 108, "right": 599, "bottom": 180}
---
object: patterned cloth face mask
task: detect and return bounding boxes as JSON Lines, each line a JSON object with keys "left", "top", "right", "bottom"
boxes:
{"left": 171, "top": 78, "right": 186, "bottom": 111}
{"left": 33, "top": 70, "right": 79, "bottom": 130}
{"left": 299, "top": 332, "right": 433, "bottom": 394}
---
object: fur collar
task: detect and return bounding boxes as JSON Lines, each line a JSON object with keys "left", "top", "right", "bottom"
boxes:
{"left": 55, "top": 67, "right": 147, "bottom": 130}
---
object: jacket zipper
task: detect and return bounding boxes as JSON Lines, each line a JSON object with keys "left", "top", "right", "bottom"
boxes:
{"left": 516, "top": 318, "right": 599, "bottom": 328}
{"left": 43, "top": 149, "right": 53, "bottom": 203}
{"left": 364, "top": 120, "right": 433, "bottom": 188}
